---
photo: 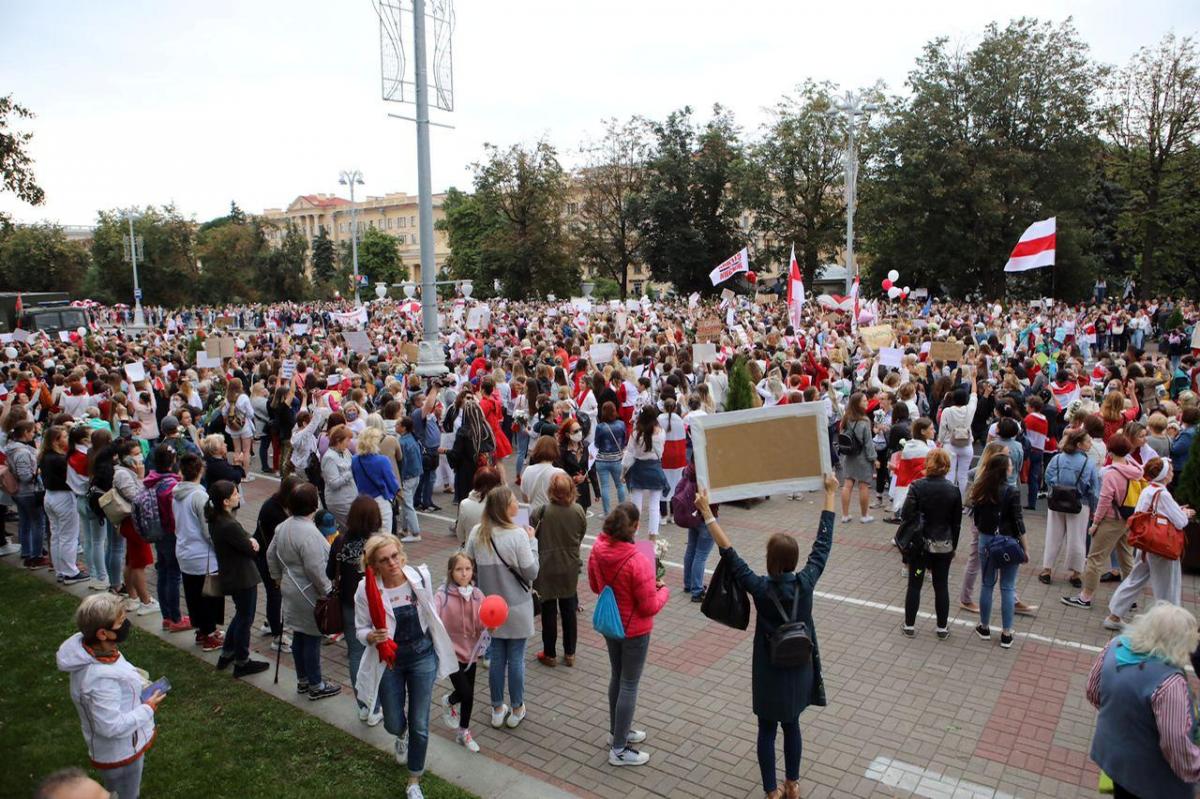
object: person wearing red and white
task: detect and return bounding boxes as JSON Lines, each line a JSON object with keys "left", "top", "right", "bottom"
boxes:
{"left": 57, "top": 593, "right": 166, "bottom": 799}
{"left": 657, "top": 399, "right": 687, "bottom": 506}
{"left": 616, "top": 368, "right": 639, "bottom": 436}
{"left": 1023, "top": 396, "right": 1049, "bottom": 510}
{"left": 1087, "top": 601, "right": 1200, "bottom": 799}
{"left": 1106, "top": 457, "right": 1195, "bottom": 630}
{"left": 890, "top": 418, "right": 933, "bottom": 516}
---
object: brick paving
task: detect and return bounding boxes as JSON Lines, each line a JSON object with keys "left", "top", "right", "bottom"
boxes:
{"left": 122, "top": 466, "right": 1200, "bottom": 798}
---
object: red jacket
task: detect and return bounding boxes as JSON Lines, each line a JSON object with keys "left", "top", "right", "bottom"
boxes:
{"left": 587, "top": 533, "right": 668, "bottom": 639}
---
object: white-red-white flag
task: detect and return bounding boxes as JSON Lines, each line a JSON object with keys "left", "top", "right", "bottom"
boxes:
{"left": 850, "top": 276, "right": 860, "bottom": 333}
{"left": 786, "top": 245, "right": 804, "bottom": 329}
{"left": 708, "top": 248, "right": 750, "bottom": 286}
{"left": 1004, "top": 217, "right": 1056, "bottom": 272}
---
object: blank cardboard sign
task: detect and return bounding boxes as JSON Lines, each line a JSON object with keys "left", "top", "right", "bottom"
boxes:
{"left": 689, "top": 402, "right": 831, "bottom": 503}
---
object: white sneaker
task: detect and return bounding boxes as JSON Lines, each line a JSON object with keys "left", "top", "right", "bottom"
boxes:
{"left": 242, "top": 473, "right": 256, "bottom": 483}
{"left": 366, "top": 709, "right": 384, "bottom": 727}
{"left": 136, "top": 599, "right": 161, "bottom": 616}
{"left": 122, "top": 597, "right": 141, "bottom": 612}
{"left": 457, "top": 729, "right": 480, "bottom": 753}
{"left": 394, "top": 731, "right": 409, "bottom": 766}
{"left": 505, "top": 704, "right": 526, "bottom": 728}
{"left": 609, "top": 747, "right": 650, "bottom": 766}
{"left": 490, "top": 704, "right": 509, "bottom": 728}
{"left": 259, "top": 621, "right": 275, "bottom": 636}
{"left": 358, "top": 706, "right": 370, "bottom": 722}
{"left": 606, "top": 730, "right": 647, "bottom": 745}
{"left": 88, "top": 579, "right": 109, "bottom": 591}
{"left": 270, "top": 636, "right": 292, "bottom": 654}
{"left": 400, "top": 534, "right": 422, "bottom": 543}
{"left": 0, "top": 542, "right": 20, "bottom": 556}
{"left": 841, "top": 515, "right": 851, "bottom": 524}
{"left": 406, "top": 784, "right": 424, "bottom": 799}
{"left": 442, "top": 695, "right": 460, "bottom": 729}
{"left": 860, "top": 516, "right": 875, "bottom": 524}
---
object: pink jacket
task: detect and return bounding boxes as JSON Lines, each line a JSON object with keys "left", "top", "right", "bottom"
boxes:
{"left": 587, "top": 533, "right": 668, "bottom": 639}
{"left": 1093, "top": 460, "right": 1145, "bottom": 525}
{"left": 433, "top": 584, "right": 486, "bottom": 664}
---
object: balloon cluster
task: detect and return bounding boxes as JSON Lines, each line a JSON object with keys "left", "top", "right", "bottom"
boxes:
{"left": 881, "top": 270, "right": 910, "bottom": 300}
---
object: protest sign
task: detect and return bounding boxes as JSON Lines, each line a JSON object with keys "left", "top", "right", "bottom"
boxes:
{"left": 696, "top": 317, "right": 723, "bottom": 343}
{"left": 720, "top": 288, "right": 736, "bottom": 304}
{"left": 280, "top": 360, "right": 296, "bottom": 379}
{"left": 58, "top": 331, "right": 72, "bottom": 342}
{"left": 12, "top": 328, "right": 30, "bottom": 343}
{"left": 755, "top": 293, "right": 778, "bottom": 305}
{"left": 466, "top": 305, "right": 489, "bottom": 330}
{"left": 708, "top": 247, "right": 750, "bottom": 286}
{"left": 859, "top": 324, "right": 895, "bottom": 350}
{"left": 879, "top": 347, "right": 904, "bottom": 368}
{"left": 343, "top": 331, "right": 372, "bottom": 356}
{"left": 928, "top": 340, "right": 964, "bottom": 362}
{"left": 292, "top": 323, "right": 309, "bottom": 336}
{"left": 589, "top": 343, "right": 615, "bottom": 365}
{"left": 215, "top": 315, "right": 235, "bottom": 327}
{"left": 1193, "top": 326, "right": 1200, "bottom": 350}
{"left": 123, "top": 361, "right": 146, "bottom": 383}
{"left": 196, "top": 351, "right": 222, "bottom": 369}
{"left": 402, "top": 342, "right": 420, "bottom": 362}
{"left": 570, "top": 297, "right": 592, "bottom": 314}
{"left": 693, "top": 342, "right": 718, "bottom": 364}
{"left": 689, "top": 403, "right": 831, "bottom": 503}
{"left": 204, "top": 335, "right": 235, "bottom": 359}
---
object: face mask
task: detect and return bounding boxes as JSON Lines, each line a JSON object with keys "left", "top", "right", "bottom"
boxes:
{"left": 345, "top": 411, "right": 359, "bottom": 422}
{"left": 109, "top": 618, "right": 132, "bottom": 644}
{"left": 457, "top": 586, "right": 473, "bottom": 599}
{"left": 570, "top": 430, "right": 583, "bottom": 442}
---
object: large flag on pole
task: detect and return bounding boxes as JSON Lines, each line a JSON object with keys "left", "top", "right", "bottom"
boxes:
{"left": 786, "top": 245, "right": 804, "bottom": 329}
{"left": 1003, "top": 217, "right": 1056, "bottom": 272}
{"left": 708, "top": 247, "right": 750, "bottom": 286}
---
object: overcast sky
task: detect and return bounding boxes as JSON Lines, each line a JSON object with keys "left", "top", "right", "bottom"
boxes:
{"left": 2, "top": 0, "right": 1197, "bottom": 226}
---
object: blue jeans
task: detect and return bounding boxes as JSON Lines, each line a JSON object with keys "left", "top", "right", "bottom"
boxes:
{"left": 979, "top": 534, "right": 1020, "bottom": 631}
{"left": 1026, "top": 449, "right": 1043, "bottom": 509}
{"left": 488, "top": 636, "right": 527, "bottom": 709}
{"left": 595, "top": 458, "right": 626, "bottom": 514}
{"left": 154, "top": 536, "right": 183, "bottom": 622}
{"left": 258, "top": 434, "right": 272, "bottom": 471}
{"left": 77, "top": 495, "right": 106, "bottom": 582}
{"left": 514, "top": 430, "right": 530, "bottom": 478}
{"left": 100, "top": 753, "right": 145, "bottom": 799}
{"left": 14, "top": 493, "right": 44, "bottom": 561}
{"left": 379, "top": 636, "right": 438, "bottom": 776}
{"left": 683, "top": 525, "right": 714, "bottom": 597}
{"left": 400, "top": 476, "right": 421, "bottom": 534}
{"left": 757, "top": 718, "right": 802, "bottom": 793}
{"left": 291, "top": 631, "right": 324, "bottom": 687}
{"left": 416, "top": 463, "right": 435, "bottom": 508}
{"left": 106, "top": 520, "right": 126, "bottom": 590}
{"left": 222, "top": 586, "right": 257, "bottom": 662}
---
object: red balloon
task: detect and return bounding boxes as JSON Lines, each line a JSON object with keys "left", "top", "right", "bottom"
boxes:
{"left": 882, "top": 279, "right": 893, "bottom": 290}
{"left": 480, "top": 594, "right": 509, "bottom": 629}
{"left": 746, "top": 271, "right": 757, "bottom": 284}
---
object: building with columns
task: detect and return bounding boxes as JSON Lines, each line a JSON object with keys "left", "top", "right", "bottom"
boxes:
{"left": 261, "top": 191, "right": 450, "bottom": 284}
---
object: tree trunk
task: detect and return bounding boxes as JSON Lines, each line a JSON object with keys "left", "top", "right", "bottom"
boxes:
{"left": 1140, "top": 184, "right": 1160, "bottom": 296}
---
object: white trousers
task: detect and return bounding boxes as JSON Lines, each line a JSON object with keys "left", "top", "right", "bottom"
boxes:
{"left": 946, "top": 444, "right": 973, "bottom": 500}
{"left": 45, "top": 490, "right": 82, "bottom": 578}
{"left": 1109, "top": 552, "right": 1182, "bottom": 617}
{"left": 1043, "top": 509, "right": 1087, "bottom": 573}
{"left": 629, "top": 488, "right": 662, "bottom": 537}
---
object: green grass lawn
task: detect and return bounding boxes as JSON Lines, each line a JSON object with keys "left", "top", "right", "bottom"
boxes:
{"left": 0, "top": 564, "right": 476, "bottom": 799}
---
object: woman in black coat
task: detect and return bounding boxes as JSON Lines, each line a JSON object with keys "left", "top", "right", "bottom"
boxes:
{"left": 696, "top": 474, "right": 838, "bottom": 799}
{"left": 897, "top": 449, "right": 962, "bottom": 638}
{"left": 208, "top": 480, "right": 269, "bottom": 677}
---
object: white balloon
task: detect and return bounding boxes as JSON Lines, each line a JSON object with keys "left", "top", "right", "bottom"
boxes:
{"left": 903, "top": 286, "right": 911, "bottom": 294}
{"left": 4, "top": 347, "right": 16, "bottom": 359}
{"left": 887, "top": 286, "right": 901, "bottom": 299}
{"left": 887, "top": 269, "right": 900, "bottom": 282}
{"left": 235, "top": 337, "right": 246, "bottom": 349}
{"left": 77, "top": 327, "right": 87, "bottom": 336}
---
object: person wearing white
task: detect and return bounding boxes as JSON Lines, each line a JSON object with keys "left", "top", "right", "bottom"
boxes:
{"left": 935, "top": 374, "right": 978, "bottom": 500}
{"left": 1107, "top": 458, "right": 1195, "bottom": 628}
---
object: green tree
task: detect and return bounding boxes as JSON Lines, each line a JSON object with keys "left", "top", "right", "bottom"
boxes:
{"left": 338, "top": 227, "right": 407, "bottom": 289}
{"left": 0, "top": 95, "right": 45, "bottom": 228}
{"left": 89, "top": 205, "right": 199, "bottom": 307}
{"left": 746, "top": 81, "right": 853, "bottom": 286}
{"left": 861, "top": 18, "right": 1103, "bottom": 300}
{"left": 590, "top": 276, "right": 621, "bottom": 301}
{"left": 437, "top": 187, "right": 495, "bottom": 294}
{"left": 195, "top": 215, "right": 265, "bottom": 303}
{"left": 576, "top": 117, "right": 648, "bottom": 299}
{"left": 458, "top": 140, "right": 578, "bottom": 299}
{"left": 1103, "top": 33, "right": 1200, "bottom": 297}
{"left": 725, "top": 357, "right": 754, "bottom": 411}
{"left": 635, "top": 105, "right": 748, "bottom": 295}
{"left": 0, "top": 223, "right": 89, "bottom": 293}
{"left": 258, "top": 222, "right": 311, "bottom": 301}
{"left": 311, "top": 226, "right": 337, "bottom": 285}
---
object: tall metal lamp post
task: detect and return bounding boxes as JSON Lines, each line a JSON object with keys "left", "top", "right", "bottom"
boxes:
{"left": 338, "top": 170, "right": 365, "bottom": 305}
{"left": 121, "top": 209, "right": 145, "bottom": 327}
{"left": 830, "top": 91, "right": 877, "bottom": 295}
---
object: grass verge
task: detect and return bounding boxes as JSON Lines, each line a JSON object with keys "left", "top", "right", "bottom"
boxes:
{"left": 0, "top": 563, "right": 476, "bottom": 799}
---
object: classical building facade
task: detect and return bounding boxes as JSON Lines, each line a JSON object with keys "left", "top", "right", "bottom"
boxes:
{"left": 261, "top": 191, "right": 451, "bottom": 284}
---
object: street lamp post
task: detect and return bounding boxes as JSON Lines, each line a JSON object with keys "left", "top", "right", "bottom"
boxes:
{"left": 338, "top": 170, "right": 365, "bottom": 305}
{"left": 411, "top": 0, "right": 446, "bottom": 376}
{"left": 122, "top": 210, "right": 145, "bottom": 327}
{"left": 830, "top": 91, "right": 877, "bottom": 295}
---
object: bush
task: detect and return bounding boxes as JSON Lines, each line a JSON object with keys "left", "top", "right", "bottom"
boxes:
{"left": 726, "top": 356, "right": 754, "bottom": 411}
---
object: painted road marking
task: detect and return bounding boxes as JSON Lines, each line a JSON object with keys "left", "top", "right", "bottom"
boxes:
{"left": 865, "top": 756, "right": 1016, "bottom": 799}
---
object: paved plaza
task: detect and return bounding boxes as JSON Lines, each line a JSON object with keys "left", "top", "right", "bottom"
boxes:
{"left": 28, "top": 465, "right": 1200, "bottom": 798}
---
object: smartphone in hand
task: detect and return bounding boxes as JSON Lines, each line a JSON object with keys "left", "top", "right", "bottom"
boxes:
{"left": 141, "top": 677, "right": 172, "bottom": 702}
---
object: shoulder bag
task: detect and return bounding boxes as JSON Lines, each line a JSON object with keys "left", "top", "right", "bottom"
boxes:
{"left": 99, "top": 487, "right": 133, "bottom": 526}
{"left": 281, "top": 530, "right": 344, "bottom": 634}
{"left": 490, "top": 534, "right": 541, "bottom": 616}
{"left": 699, "top": 552, "right": 751, "bottom": 630}
{"left": 1047, "top": 458, "right": 1085, "bottom": 515}
{"left": 1127, "top": 488, "right": 1185, "bottom": 561}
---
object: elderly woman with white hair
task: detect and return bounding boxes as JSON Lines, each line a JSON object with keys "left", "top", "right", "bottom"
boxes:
{"left": 1105, "top": 456, "right": 1196, "bottom": 631}
{"left": 56, "top": 593, "right": 167, "bottom": 799}
{"left": 1087, "top": 601, "right": 1200, "bottom": 798}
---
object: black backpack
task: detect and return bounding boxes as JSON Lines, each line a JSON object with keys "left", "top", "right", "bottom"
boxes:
{"left": 836, "top": 423, "right": 862, "bottom": 457}
{"left": 766, "top": 584, "right": 812, "bottom": 668}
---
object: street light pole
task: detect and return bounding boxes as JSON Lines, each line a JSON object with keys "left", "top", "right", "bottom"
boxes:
{"left": 831, "top": 91, "right": 877, "bottom": 295}
{"left": 123, "top": 210, "right": 145, "bottom": 327}
{"left": 412, "top": 0, "right": 446, "bottom": 376}
{"left": 338, "top": 170, "right": 365, "bottom": 305}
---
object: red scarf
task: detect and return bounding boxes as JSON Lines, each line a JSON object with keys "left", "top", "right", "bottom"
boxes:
{"left": 364, "top": 567, "right": 397, "bottom": 667}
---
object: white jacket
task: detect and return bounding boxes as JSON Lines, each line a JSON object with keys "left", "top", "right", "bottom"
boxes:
{"left": 353, "top": 564, "right": 458, "bottom": 713}
{"left": 56, "top": 632, "right": 156, "bottom": 768}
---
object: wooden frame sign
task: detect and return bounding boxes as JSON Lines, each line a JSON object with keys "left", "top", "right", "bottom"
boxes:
{"left": 928, "top": 340, "right": 964, "bottom": 362}
{"left": 696, "top": 318, "right": 722, "bottom": 343}
{"left": 688, "top": 402, "right": 831, "bottom": 503}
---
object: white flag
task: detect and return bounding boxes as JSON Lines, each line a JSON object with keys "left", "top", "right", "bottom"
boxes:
{"left": 708, "top": 248, "right": 750, "bottom": 286}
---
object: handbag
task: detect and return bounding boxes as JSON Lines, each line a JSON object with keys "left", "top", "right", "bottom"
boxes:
{"left": 981, "top": 532, "right": 1027, "bottom": 568}
{"left": 893, "top": 511, "right": 924, "bottom": 558}
{"left": 700, "top": 553, "right": 751, "bottom": 630}
{"left": 764, "top": 584, "right": 813, "bottom": 668}
{"left": 98, "top": 487, "right": 132, "bottom": 526}
{"left": 1127, "top": 488, "right": 1185, "bottom": 561}
{"left": 282, "top": 532, "right": 344, "bottom": 634}
{"left": 490, "top": 535, "right": 541, "bottom": 616}
{"left": 1047, "top": 459, "right": 1085, "bottom": 514}
{"left": 201, "top": 549, "right": 223, "bottom": 597}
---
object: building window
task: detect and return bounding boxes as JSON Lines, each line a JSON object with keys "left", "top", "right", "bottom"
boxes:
{"left": 400, "top": 217, "right": 407, "bottom": 228}
{"left": 410, "top": 216, "right": 415, "bottom": 227}
{"left": 411, "top": 234, "right": 418, "bottom": 244}
{"left": 633, "top": 281, "right": 644, "bottom": 296}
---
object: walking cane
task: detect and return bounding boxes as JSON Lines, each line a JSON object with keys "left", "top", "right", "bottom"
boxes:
{"left": 273, "top": 605, "right": 283, "bottom": 685}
